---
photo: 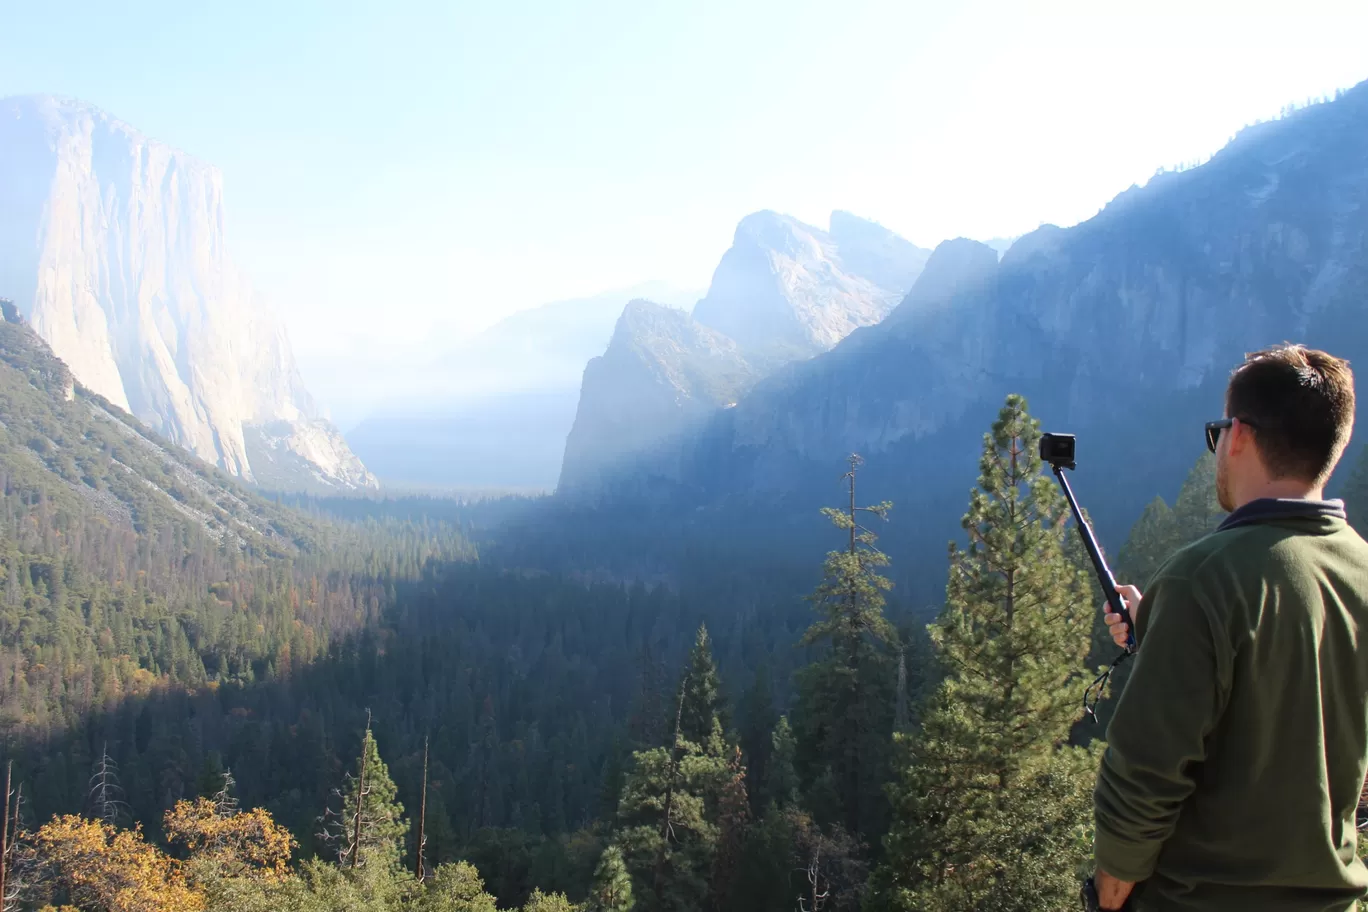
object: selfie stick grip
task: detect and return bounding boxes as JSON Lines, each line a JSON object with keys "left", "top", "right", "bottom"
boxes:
{"left": 1051, "top": 465, "right": 1137, "bottom": 653}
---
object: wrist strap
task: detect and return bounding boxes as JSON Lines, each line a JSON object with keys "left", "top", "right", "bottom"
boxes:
{"left": 1082, "top": 877, "right": 1133, "bottom": 911}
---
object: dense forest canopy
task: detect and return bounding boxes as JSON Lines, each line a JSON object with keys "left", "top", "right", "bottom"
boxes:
{"left": 3, "top": 298, "right": 1368, "bottom": 911}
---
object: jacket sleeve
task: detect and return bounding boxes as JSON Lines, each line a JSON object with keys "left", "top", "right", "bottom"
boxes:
{"left": 1093, "top": 571, "right": 1233, "bottom": 882}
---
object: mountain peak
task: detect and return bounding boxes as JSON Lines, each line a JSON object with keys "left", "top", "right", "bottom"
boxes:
{"left": 2, "top": 94, "right": 205, "bottom": 172}
{"left": 692, "top": 209, "right": 929, "bottom": 361}
{"left": 889, "top": 237, "right": 999, "bottom": 321}
{"left": 558, "top": 299, "right": 756, "bottom": 499}
{"left": 731, "top": 210, "right": 825, "bottom": 255}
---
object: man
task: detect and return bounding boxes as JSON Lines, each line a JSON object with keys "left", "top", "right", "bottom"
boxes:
{"left": 1089, "top": 344, "right": 1368, "bottom": 911}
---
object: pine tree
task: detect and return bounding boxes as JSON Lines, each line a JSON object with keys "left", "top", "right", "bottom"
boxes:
{"left": 737, "top": 663, "right": 778, "bottom": 810}
{"left": 893, "top": 648, "right": 909, "bottom": 734}
{"left": 628, "top": 647, "right": 671, "bottom": 751}
{"left": 707, "top": 746, "right": 750, "bottom": 909}
{"left": 763, "top": 716, "right": 799, "bottom": 810}
{"left": 613, "top": 686, "right": 729, "bottom": 912}
{"left": 423, "top": 790, "right": 461, "bottom": 869}
{"left": 413, "top": 860, "right": 500, "bottom": 912}
{"left": 874, "top": 394, "right": 1099, "bottom": 911}
{"left": 1170, "top": 451, "right": 1223, "bottom": 538}
{"left": 679, "top": 625, "right": 724, "bottom": 749}
{"left": 1114, "top": 451, "right": 1223, "bottom": 590}
{"left": 522, "top": 887, "right": 580, "bottom": 911}
{"left": 1113, "top": 497, "right": 1178, "bottom": 602}
{"left": 319, "top": 711, "right": 409, "bottom": 871}
{"left": 585, "top": 844, "right": 634, "bottom": 912}
{"left": 791, "top": 454, "right": 898, "bottom": 839}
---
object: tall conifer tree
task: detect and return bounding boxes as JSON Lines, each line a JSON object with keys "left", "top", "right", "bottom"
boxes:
{"left": 791, "top": 454, "right": 898, "bottom": 840}
{"left": 874, "top": 394, "right": 1099, "bottom": 911}
{"left": 585, "top": 844, "right": 634, "bottom": 912}
{"left": 679, "top": 625, "right": 724, "bottom": 749}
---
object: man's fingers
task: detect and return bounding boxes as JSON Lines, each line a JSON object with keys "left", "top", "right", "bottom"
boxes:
{"left": 1102, "top": 585, "right": 1144, "bottom": 649}
{"left": 1115, "top": 584, "right": 1145, "bottom": 640}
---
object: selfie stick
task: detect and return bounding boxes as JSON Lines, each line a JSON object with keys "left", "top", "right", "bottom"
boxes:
{"left": 1048, "top": 458, "right": 1136, "bottom": 654}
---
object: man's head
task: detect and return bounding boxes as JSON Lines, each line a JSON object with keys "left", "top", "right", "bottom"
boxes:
{"left": 1212, "top": 344, "right": 1355, "bottom": 512}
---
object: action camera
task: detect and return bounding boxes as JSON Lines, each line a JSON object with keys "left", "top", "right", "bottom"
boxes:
{"left": 1039, "top": 432, "right": 1076, "bottom": 469}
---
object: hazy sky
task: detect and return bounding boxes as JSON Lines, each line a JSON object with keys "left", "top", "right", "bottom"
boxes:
{"left": 2, "top": 0, "right": 1366, "bottom": 419}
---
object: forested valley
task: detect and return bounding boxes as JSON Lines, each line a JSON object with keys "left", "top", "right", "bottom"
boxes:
{"left": 3, "top": 306, "right": 1368, "bottom": 912}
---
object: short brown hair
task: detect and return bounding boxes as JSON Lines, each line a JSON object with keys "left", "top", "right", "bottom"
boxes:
{"left": 1226, "top": 344, "right": 1355, "bottom": 485}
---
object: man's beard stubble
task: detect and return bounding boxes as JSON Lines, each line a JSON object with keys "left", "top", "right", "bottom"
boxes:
{"left": 1216, "top": 452, "right": 1234, "bottom": 513}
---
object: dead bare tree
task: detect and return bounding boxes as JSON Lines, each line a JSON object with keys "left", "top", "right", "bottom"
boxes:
{"left": 0, "top": 774, "right": 36, "bottom": 912}
{"left": 785, "top": 812, "right": 867, "bottom": 912}
{"left": 87, "top": 743, "right": 128, "bottom": 828}
{"left": 652, "top": 675, "right": 688, "bottom": 906}
{"left": 415, "top": 735, "right": 429, "bottom": 883}
{"left": 798, "top": 845, "right": 831, "bottom": 912}
{"left": 0, "top": 761, "right": 11, "bottom": 907}
{"left": 213, "top": 769, "right": 240, "bottom": 818}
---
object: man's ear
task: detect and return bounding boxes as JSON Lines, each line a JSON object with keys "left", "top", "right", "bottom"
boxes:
{"left": 1230, "top": 418, "right": 1256, "bottom": 458}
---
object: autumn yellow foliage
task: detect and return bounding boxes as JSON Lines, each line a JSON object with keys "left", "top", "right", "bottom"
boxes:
{"left": 34, "top": 815, "right": 205, "bottom": 912}
{"left": 163, "top": 797, "right": 296, "bottom": 879}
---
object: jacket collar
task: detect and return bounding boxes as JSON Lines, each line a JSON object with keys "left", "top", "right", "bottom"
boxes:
{"left": 1216, "top": 497, "right": 1347, "bottom": 533}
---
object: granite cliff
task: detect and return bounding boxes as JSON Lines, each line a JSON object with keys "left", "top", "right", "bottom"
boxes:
{"left": 558, "top": 300, "right": 756, "bottom": 500}
{"left": 0, "top": 95, "right": 376, "bottom": 492}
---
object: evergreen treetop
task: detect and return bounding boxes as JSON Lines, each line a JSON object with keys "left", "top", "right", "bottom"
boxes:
{"left": 585, "top": 844, "right": 634, "bottom": 912}
{"left": 679, "top": 624, "right": 724, "bottom": 749}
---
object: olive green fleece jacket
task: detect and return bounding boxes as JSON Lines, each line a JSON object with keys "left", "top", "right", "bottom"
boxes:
{"left": 1094, "top": 502, "right": 1368, "bottom": 911}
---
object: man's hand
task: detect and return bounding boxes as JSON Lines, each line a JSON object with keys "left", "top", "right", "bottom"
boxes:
{"left": 1095, "top": 868, "right": 1136, "bottom": 910}
{"left": 1104, "top": 584, "right": 1144, "bottom": 650}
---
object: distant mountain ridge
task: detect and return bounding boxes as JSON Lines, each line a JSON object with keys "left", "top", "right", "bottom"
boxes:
{"left": 561, "top": 80, "right": 1368, "bottom": 592}
{"left": 0, "top": 94, "right": 376, "bottom": 493}
{"left": 558, "top": 210, "right": 932, "bottom": 497}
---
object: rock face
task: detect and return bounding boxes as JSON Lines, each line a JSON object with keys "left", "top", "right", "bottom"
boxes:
{"left": 576, "top": 80, "right": 1368, "bottom": 576}
{"left": 558, "top": 211, "right": 929, "bottom": 498}
{"left": 558, "top": 300, "right": 757, "bottom": 499}
{"left": 691, "top": 210, "right": 931, "bottom": 364}
{"left": 0, "top": 95, "right": 376, "bottom": 492}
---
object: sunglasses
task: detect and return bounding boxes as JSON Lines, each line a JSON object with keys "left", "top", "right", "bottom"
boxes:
{"left": 1204, "top": 417, "right": 1259, "bottom": 453}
